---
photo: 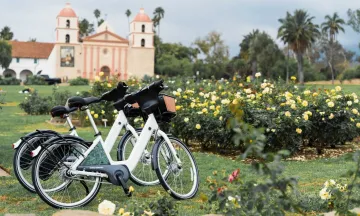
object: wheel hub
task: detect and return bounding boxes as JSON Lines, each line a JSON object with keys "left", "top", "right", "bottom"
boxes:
{"left": 140, "top": 151, "right": 151, "bottom": 165}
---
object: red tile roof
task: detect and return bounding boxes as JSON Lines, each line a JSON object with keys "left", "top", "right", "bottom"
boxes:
{"left": 9, "top": 41, "right": 54, "bottom": 59}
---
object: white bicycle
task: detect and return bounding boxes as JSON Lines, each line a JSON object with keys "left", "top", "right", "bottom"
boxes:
{"left": 31, "top": 80, "right": 199, "bottom": 208}
{"left": 13, "top": 83, "right": 159, "bottom": 193}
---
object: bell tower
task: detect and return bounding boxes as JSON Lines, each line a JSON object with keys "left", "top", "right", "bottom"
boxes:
{"left": 56, "top": 3, "right": 79, "bottom": 44}
{"left": 129, "top": 8, "right": 154, "bottom": 48}
{"left": 127, "top": 8, "right": 155, "bottom": 78}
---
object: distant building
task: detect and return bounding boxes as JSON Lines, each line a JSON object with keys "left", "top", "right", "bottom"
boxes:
{"left": 1, "top": 3, "right": 155, "bottom": 81}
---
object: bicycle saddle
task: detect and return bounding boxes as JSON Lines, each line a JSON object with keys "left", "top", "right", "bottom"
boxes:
{"left": 68, "top": 97, "right": 101, "bottom": 109}
{"left": 50, "top": 106, "right": 78, "bottom": 118}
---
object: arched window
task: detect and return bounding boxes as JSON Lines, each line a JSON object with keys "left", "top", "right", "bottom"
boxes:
{"left": 65, "top": 34, "right": 70, "bottom": 43}
{"left": 141, "top": 39, "right": 145, "bottom": 47}
{"left": 141, "top": 25, "right": 145, "bottom": 33}
{"left": 66, "top": 20, "right": 70, "bottom": 28}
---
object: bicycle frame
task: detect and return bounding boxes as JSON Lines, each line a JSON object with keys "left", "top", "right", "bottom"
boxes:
{"left": 69, "top": 112, "right": 182, "bottom": 178}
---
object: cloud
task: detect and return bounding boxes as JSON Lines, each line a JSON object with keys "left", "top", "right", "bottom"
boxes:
{"left": 1, "top": 0, "right": 360, "bottom": 57}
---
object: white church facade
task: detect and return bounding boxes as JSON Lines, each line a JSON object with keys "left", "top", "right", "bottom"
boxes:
{"left": 1, "top": 3, "right": 155, "bottom": 81}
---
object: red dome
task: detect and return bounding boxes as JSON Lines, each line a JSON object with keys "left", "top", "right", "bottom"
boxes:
{"left": 133, "top": 8, "right": 152, "bottom": 22}
{"left": 58, "top": 3, "right": 77, "bottom": 17}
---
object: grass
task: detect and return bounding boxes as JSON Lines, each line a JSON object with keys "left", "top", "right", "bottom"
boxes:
{"left": 0, "top": 84, "right": 359, "bottom": 215}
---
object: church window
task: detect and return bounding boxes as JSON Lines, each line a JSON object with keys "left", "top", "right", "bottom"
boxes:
{"left": 34, "top": 59, "right": 38, "bottom": 64}
{"left": 142, "top": 25, "right": 145, "bottom": 33}
{"left": 66, "top": 20, "right": 70, "bottom": 28}
{"left": 141, "top": 39, "right": 145, "bottom": 47}
{"left": 16, "top": 58, "right": 20, "bottom": 63}
{"left": 66, "top": 34, "right": 70, "bottom": 43}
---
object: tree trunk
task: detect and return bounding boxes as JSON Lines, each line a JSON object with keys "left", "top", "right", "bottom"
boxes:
{"left": 251, "top": 60, "right": 257, "bottom": 78}
{"left": 286, "top": 45, "right": 289, "bottom": 84}
{"left": 296, "top": 52, "right": 304, "bottom": 85}
{"left": 329, "top": 60, "right": 335, "bottom": 85}
{"left": 330, "top": 40, "right": 334, "bottom": 85}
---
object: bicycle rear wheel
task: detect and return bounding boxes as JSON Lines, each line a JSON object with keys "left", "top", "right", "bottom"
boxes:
{"left": 32, "top": 137, "right": 101, "bottom": 208}
{"left": 152, "top": 137, "right": 199, "bottom": 200}
{"left": 13, "top": 131, "right": 57, "bottom": 193}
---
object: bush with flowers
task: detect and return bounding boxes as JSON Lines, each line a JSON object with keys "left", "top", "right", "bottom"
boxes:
{"left": 79, "top": 73, "right": 360, "bottom": 153}
{"left": 162, "top": 74, "right": 360, "bottom": 153}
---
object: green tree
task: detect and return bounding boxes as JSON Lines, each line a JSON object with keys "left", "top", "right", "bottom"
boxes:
{"left": 125, "top": 9, "right": 132, "bottom": 32}
{"left": 79, "top": 18, "right": 94, "bottom": 39}
{"left": 239, "top": 29, "right": 260, "bottom": 77}
{"left": 28, "top": 38, "right": 36, "bottom": 42}
{"left": 194, "top": 31, "right": 229, "bottom": 78}
{"left": 347, "top": 9, "right": 360, "bottom": 33}
{"left": 0, "top": 26, "right": 14, "bottom": 40}
{"left": 278, "top": 10, "right": 320, "bottom": 84}
{"left": 94, "top": 9, "right": 104, "bottom": 27}
{"left": 0, "top": 40, "right": 12, "bottom": 69}
{"left": 249, "top": 32, "right": 283, "bottom": 78}
{"left": 321, "top": 12, "right": 345, "bottom": 84}
{"left": 153, "top": 7, "right": 165, "bottom": 36}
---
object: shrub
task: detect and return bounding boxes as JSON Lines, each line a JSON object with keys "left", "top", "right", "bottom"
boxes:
{"left": 19, "top": 87, "right": 73, "bottom": 115}
{"left": 19, "top": 91, "right": 53, "bottom": 115}
{"left": 0, "top": 76, "right": 21, "bottom": 85}
{"left": 24, "top": 75, "right": 47, "bottom": 85}
{"left": 69, "top": 77, "right": 89, "bottom": 86}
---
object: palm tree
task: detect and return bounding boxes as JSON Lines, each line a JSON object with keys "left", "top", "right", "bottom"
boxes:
{"left": 321, "top": 12, "right": 345, "bottom": 84}
{"left": 321, "top": 12, "right": 345, "bottom": 43}
{"left": 153, "top": 7, "right": 165, "bottom": 37}
{"left": 0, "top": 26, "right": 14, "bottom": 40}
{"left": 278, "top": 10, "right": 320, "bottom": 85}
{"left": 125, "top": 9, "right": 131, "bottom": 33}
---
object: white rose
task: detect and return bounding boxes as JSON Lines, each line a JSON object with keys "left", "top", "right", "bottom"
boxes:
{"left": 98, "top": 200, "right": 116, "bottom": 215}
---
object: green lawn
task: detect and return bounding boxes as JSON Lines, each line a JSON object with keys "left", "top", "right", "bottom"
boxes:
{"left": 0, "top": 85, "right": 359, "bottom": 215}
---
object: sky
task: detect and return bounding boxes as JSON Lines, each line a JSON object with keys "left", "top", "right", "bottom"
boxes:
{"left": 1, "top": 0, "right": 360, "bottom": 57}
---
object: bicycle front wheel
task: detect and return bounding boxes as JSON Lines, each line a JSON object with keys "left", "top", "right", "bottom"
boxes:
{"left": 152, "top": 137, "right": 199, "bottom": 200}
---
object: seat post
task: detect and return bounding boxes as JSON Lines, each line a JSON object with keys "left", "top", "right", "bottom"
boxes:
{"left": 64, "top": 114, "right": 75, "bottom": 131}
{"left": 85, "top": 107, "right": 100, "bottom": 135}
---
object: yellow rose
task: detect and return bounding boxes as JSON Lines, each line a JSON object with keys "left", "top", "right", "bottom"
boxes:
{"left": 291, "top": 104, "right": 296, "bottom": 110}
{"left": 328, "top": 101, "right": 335, "bottom": 108}
{"left": 219, "top": 116, "right": 223, "bottom": 121}
{"left": 175, "top": 92, "right": 181, "bottom": 97}
{"left": 99, "top": 71, "right": 104, "bottom": 76}
{"left": 329, "top": 113, "right": 334, "bottom": 119}
{"left": 291, "top": 76, "right": 296, "bottom": 81}
{"left": 356, "top": 123, "right": 360, "bottom": 128}
{"left": 302, "top": 100, "right": 308, "bottom": 107}
{"left": 183, "top": 95, "right": 188, "bottom": 99}
{"left": 91, "top": 111, "right": 95, "bottom": 115}
{"left": 176, "top": 105, "right": 182, "bottom": 111}
{"left": 313, "top": 92, "right": 318, "bottom": 97}
{"left": 101, "top": 110, "right": 105, "bottom": 114}
{"left": 216, "top": 106, "right": 221, "bottom": 110}
{"left": 303, "top": 114, "right": 309, "bottom": 121}
{"left": 118, "top": 208, "right": 125, "bottom": 215}
{"left": 232, "top": 99, "right": 238, "bottom": 105}
{"left": 184, "top": 117, "right": 189, "bottom": 123}
{"left": 352, "top": 109, "right": 359, "bottom": 115}
{"left": 94, "top": 114, "right": 99, "bottom": 119}
{"left": 335, "top": 86, "right": 342, "bottom": 92}
{"left": 129, "top": 186, "right": 135, "bottom": 192}
{"left": 94, "top": 76, "right": 100, "bottom": 81}
{"left": 107, "top": 83, "right": 112, "bottom": 88}
{"left": 196, "top": 124, "right": 201, "bottom": 129}
{"left": 210, "top": 105, "right": 215, "bottom": 110}
{"left": 296, "top": 128, "right": 302, "bottom": 134}
{"left": 285, "top": 111, "right": 291, "bottom": 117}
{"left": 202, "top": 108, "right": 208, "bottom": 113}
